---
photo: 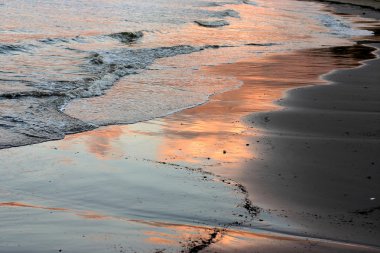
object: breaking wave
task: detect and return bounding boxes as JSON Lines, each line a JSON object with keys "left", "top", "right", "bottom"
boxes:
{"left": 317, "top": 14, "right": 373, "bottom": 37}
{"left": 0, "top": 44, "right": 34, "bottom": 54}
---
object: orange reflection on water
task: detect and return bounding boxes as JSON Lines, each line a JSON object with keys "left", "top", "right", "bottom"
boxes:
{"left": 145, "top": 237, "right": 175, "bottom": 245}
{"left": 204, "top": 228, "right": 308, "bottom": 253}
{"left": 1, "top": 202, "right": 352, "bottom": 251}
{"left": 144, "top": 226, "right": 205, "bottom": 246}
{"left": 79, "top": 211, "right": 108, "bottom": 220}
{"left": 62, "top": 126, "right": 125, "bottom": 160}
{"left": 55, "top": 44, "right": 375, "bottom": 173}
{"left": 0, "top": 202, "right": 67, "bottom": 212}
{"left": 153, "top": 2, "right": 340, "bottom": 48}
{"left": 159, "top": 124, "right": 253, "bottom": 164}
{"left": 0, "top": 201, "right": 106, "bottom": 220}
{"left": 142, "top": 223, "right": 221, "bottom": 248}
{"left": 157, "top": 45, "right": 374, "bottom": 167}
{"left": 0, "top": 201, "right": 225, "bottom": 249}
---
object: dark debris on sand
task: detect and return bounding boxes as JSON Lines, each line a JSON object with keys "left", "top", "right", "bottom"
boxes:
{"left": 186, "top": 228, "right": 223, "bottom": 253}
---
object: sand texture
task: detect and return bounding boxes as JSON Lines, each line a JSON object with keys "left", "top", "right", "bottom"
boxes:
{"left": 245, "top": 43, "right": 380, "bottom": 246}
{"left": 0, "top": 1, "right": 379, "bottom": 252}
{"left": 318, "top": 0, "right": 380, "bottom": 10}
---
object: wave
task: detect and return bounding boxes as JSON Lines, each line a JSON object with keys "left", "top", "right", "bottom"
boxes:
{"left": 316, "top": 14, "right": 373, "bottom": 37}
{"left": 0, "top": 44, "right": 227, "bottom": 149}
{"left": 199, "top": 0, "right": 258, "bottom": 7}
{"left": 38, "top": 37, "right": 70, "bottom": 44}
{"left": 0, "top": 44, "right": 34, "bottom": 54}
{"left": 0, "top": 90, "right": 65, "bottom": 99}
{"left": 194, "top": 20, "right": 230, "bottom": 27}
{"left": 67, "top": 45, "right": 211, "bottom": 98}
{"left": 2, "top": 42, "right": 229, "bottom": 101}
{"left": 242, "top": 0, "right": 258, "bottom": 6}
{"left": 213, "top": 9, "right": 241, "bottom": 18}
{"left": 108, "top": 31, "right": 144, "bottom": 44}
{"left": 245, "top": 42, "right": 280, "bottom": 46}
{"left": 199, "top": 2, "right": 235, "bottom": 7}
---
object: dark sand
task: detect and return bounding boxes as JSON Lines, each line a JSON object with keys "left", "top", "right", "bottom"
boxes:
{"left": 315, "top": 0, "right": 380, "bottom": 10}
{"left": 0, "top": 2, "right": 380, "bottom": 253}
{"left": 155, "top": 43, "right": 380, "bottom": 252}
{"left": 202, "top": 5, "right": 380, "bottom": 250}
{"left": 1, "top": 43, "right": 378, "bottom": 252}
{"left": 154, "top": 4, "right": 380, "bottom": 250}
{"left": 237, "top": 44, "right": 380, "bottom": 248}
{"left": 2, "top": 42, "right": 376, "bottom": 253}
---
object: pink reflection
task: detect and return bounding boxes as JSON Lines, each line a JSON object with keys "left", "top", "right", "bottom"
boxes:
{"left": 157, "top": 46, "right": 372, "bottom": 167}
{"left": 62, "top": 126, "right": 125, "bottom": 160}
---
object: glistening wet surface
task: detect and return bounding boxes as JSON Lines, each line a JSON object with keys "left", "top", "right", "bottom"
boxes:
{"left": 0, "top": 0, "right": 373, "bottom": 148}
{"left": 1, "top": 0, "right": 380, "bottom": 252}
{"left": 1, "top": 42, "right": 379, "bottom": 252}
{"left": 0, "top": 131, "right": 254, "bottom": 252}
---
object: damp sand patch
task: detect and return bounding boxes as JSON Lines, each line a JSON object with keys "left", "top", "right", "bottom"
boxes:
{"left": 0, "top": 126, "right": 260, "bottom": 252}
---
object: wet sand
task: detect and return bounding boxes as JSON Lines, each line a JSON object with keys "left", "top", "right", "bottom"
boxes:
{"left": 241, "top": 43, "right": 380, "bottom": 248}
{"left": 316, "top": 0, "right": 380, "bottom": 10}
{"left": 1, "top": 37, "right": 380, "bottom": 253}
{"left": 0, "top": 129, "right": 257, "bottom": 253}
{"left": 1, "top": 43, "right": 379, "bottom": 252}
{"left": 153, "top": 43, "right": 380, "bottom": 252}
{"left": 1, "top": 3, "right": 380, "bottom": 253}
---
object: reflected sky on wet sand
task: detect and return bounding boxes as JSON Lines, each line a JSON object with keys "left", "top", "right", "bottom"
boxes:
{"left": 0, "top": 42, "right": 377, "bottom": 253}
{"left": 1, "top": 0, "right": 379, "bottom": 250}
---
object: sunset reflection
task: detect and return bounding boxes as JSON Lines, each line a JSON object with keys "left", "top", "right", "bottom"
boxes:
{"left": 62, "top": 126, "right": 126, "bottom": 160}
{"left": 0, "top": 202, "right": 364, "bottom": 252}
{"left": 0, "top": 202, "right": 67, "bottom": 211}
{"left": 59, "top": 45, "right": 375, "bottom": 171}
{"left": 152, "top": 2, "right": 345, "bottom": 48}
{"left": 0, "top": 201, "right": 228, "bottom": 249}
{"left": 0, "top": 202, "right": 106, "bottom": 220}
{"left": 142, "top": 224, "right": 223, "bottom": 249}
{"left": 157, "top": 45, "right": 374, "bottom": 168}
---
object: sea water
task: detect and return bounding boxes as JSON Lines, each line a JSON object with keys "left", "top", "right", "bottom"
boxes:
{"left": 0, "top": 0, "right": 372, "bottom": 148}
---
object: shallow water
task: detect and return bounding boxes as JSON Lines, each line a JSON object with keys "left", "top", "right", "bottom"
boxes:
{"left": 1, "top": 0, "right": 380, "bottom": 252}
{"left": 0, "top": 43, "right": 378, "bottom": 253}
{"left": 0, "top": 123, "right": 261, "bottom": 253}
{"left": 0, "top": 0, "right": 374, "bottom": 148}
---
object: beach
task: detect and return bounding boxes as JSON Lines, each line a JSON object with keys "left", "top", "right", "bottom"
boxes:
{"left": 0, "top": 0, "right": 380, "bottom": 252}
{"left": 316, "top": 0, "right": 380, "bottom": 10}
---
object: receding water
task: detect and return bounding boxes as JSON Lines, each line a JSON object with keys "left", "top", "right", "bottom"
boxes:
{"left": 0, "top": 0, "right": 373, "bottom": 148}
{"left": 1, "top": 1, "right": 379, "bottom": 252}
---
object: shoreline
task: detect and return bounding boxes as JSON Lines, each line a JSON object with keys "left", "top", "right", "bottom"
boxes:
{"left": 1, "top": 2, "right": 380, "bottom": 253}
{"left": 171, "top": 41, "right": 380, "bottom": 251}
{"left": 240, "top": 42, "right": 380, "bottom": 248}
{"left": 313, "top": 0, "right": 380, "bottom": 10}
{"left": 143, "top": 3, "right": 380, "bottom": 249}
{"left": 1, "top": 0, "right": 378, "bottom": 151}
{"left": 47, "top": 42, "right": 380, "bottom": 252}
